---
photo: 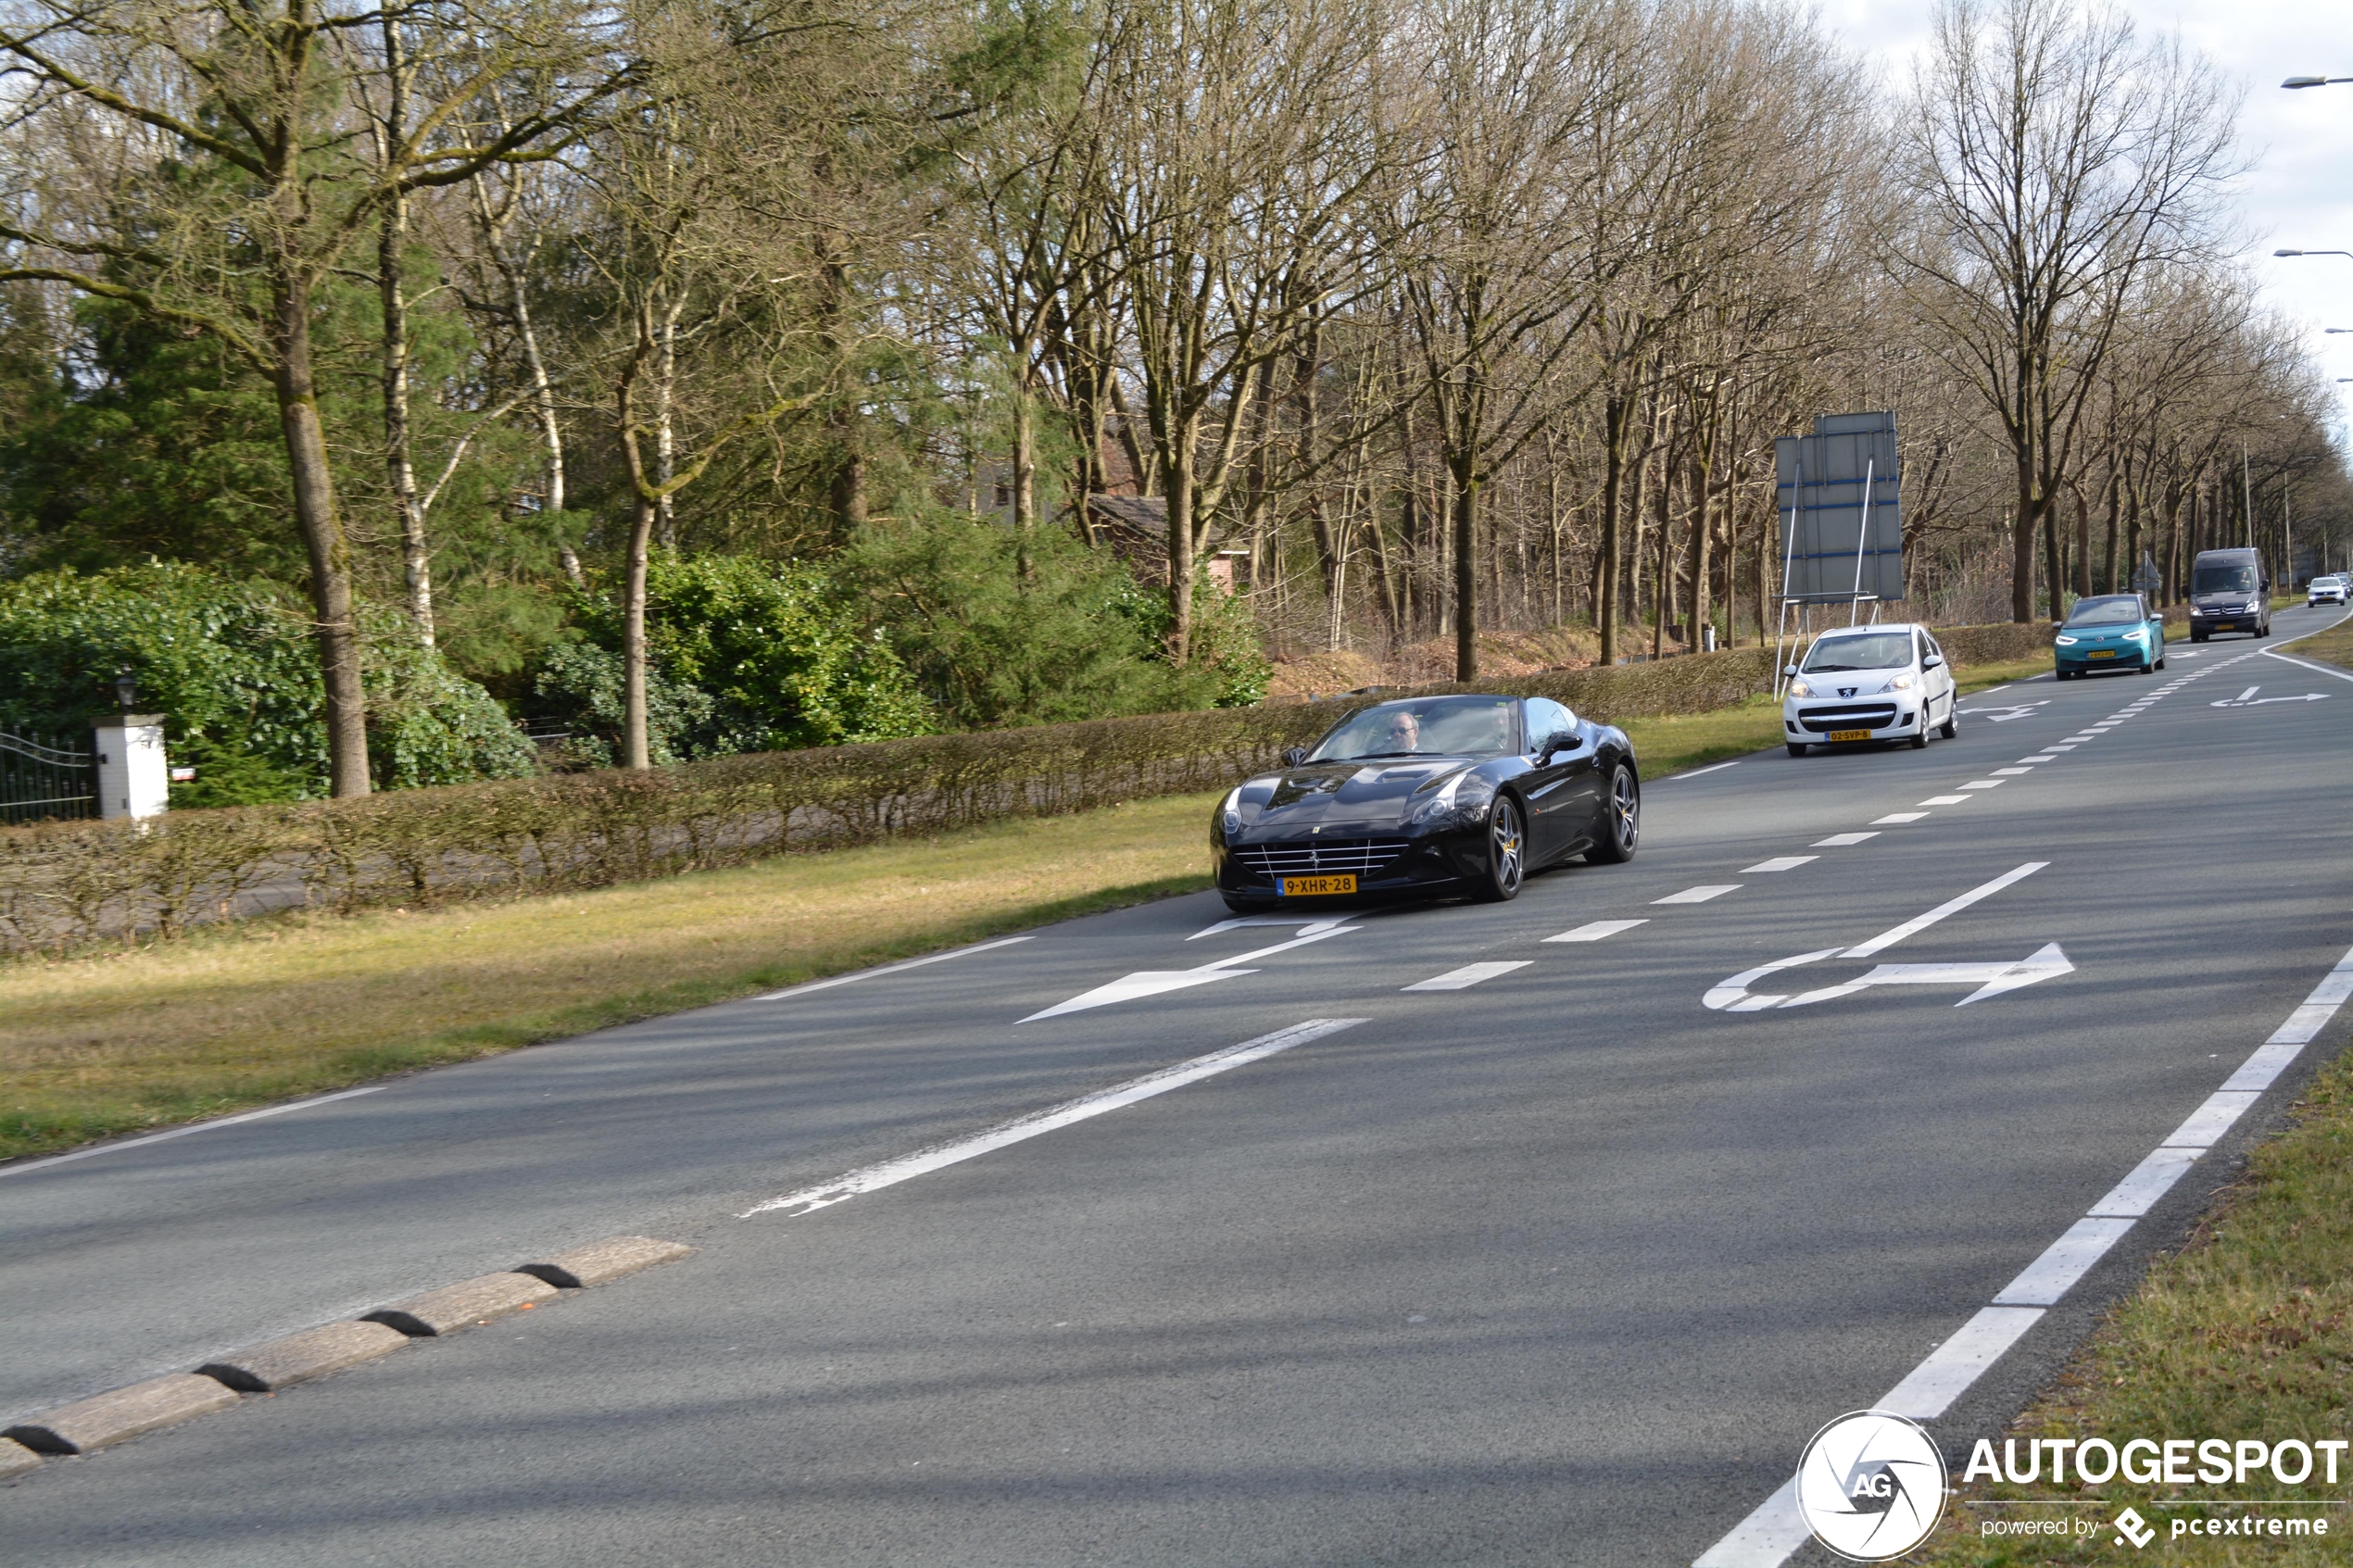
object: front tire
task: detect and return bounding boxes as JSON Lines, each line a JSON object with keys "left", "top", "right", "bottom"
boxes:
{"left": 1787, "top": 742, "right": 1808, "bottom": 758}
{"left": 1939, "top": 702, "right": 1959, "bottom": 740}
{"left": 1586, "top": 764, "right": 1641, "bottom": 864}
{"left": 1473, "top": 795, "right": 1526, "bottom": 901}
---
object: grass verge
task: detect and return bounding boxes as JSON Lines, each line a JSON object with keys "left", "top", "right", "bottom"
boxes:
{"left": 1913, "top": 1039, "right": 2353, "bottom": 1564}
{"left": 2285, "top": 611, "right": 2353, "bottom": 672}
{"left": 0, "top": 659, "right": 2060, "bottom": 1163}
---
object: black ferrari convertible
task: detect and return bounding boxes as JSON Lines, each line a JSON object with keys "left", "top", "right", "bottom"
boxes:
{"left": 1211, "top": 693, "right": 1640, "bottom": 911}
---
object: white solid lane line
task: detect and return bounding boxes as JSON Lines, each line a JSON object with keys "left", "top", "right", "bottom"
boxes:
{"left": 1545, "top": 919, "right": 1648, "bottom": 943}
{"left": 1872, "top": 812, "right": 1929, "bottom": 824}
{"left": 1655, "top": 884, "right": 1741, "bottom": 904}
{"left": 741, "top": 1019, "right": 1366, "bottom": 1219}
{"left": 1813, "top": 832, "right": 1878, "bottom": 847}
{"left": 1692, "top": 940, "right": 2353, "bottom": 1568}
{"left": 1876, "top": 1306, "right": 2045, "bottom": 1420}
{"left": 1992, "top": 1217, "right": 2136, "bottom": 1306}
{"left": 0, "top": 1086, "right": 385, "bottom": 1180}
{"left": 2260, "top": 647, "right": 2353, "bottom": 684}
{"left": 1742, "top": 857, "right": 1817, "bottom": 873}
{"left": 1843, "top": 862, "right": 2046, "bottom": 958}
{"left": 1403, "top": 961, "right": 1532, "bottom": 992}
{"left": 2089, "top": 1148, "right": 2203, "bottom": 1218}
{"left": 1667, "top": 759, "right": 1743, "bottom": 779}
{"left": 754, "top": 935, "right": 1035, "bottom": 1001}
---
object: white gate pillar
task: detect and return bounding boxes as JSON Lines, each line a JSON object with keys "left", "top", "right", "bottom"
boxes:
{"left": 92, "top": 715, "right": 169, "bottom": 821}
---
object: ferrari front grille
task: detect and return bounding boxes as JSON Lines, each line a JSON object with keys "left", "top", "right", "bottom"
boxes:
{"left": 1235, "top": 838, "right": 1411, "bottom": 879}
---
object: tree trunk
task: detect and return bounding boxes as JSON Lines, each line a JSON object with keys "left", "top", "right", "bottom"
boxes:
{"left": 1165, "top": 421, "right": 1198, "bottom": 662}
{"left": 2073, "top": 482, "right": 2093, "bottom": 598}
{"left": 1451, "top": 447, "right": 1479, "bottom": 682}
{"left": 2011, "top": 458, "right": 2039, "bottom": 622}
{"left": 623, "top": 489, "right": 655, "bottom": 770}
{"left": 271, "top": 267, "right": 371, "bottom": 797}
{"left": 377, "top": 102, "right": 430, "bottom": 647}
{"left": 1598, "top": 393, "right": 1629, "bottom": 665}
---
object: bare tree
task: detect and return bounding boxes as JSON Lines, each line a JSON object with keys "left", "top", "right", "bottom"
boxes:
{"left": 1892, "top": 0, "right": 2242, "bottom": 623}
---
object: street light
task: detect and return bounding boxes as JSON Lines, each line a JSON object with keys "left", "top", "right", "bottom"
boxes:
{"left": 2277, "top": 249, "right": 2353, "bottom": 258}
{"left": 2284, "top": 75, "right": 2353, "bottom": 89}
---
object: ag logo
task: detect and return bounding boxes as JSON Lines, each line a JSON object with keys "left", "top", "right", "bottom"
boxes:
{"left": 1793, "top": 1410, "right": 1947, "bottom": 1561}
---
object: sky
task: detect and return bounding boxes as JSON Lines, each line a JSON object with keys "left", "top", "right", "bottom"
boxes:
{"left": 1822, "top": 0, "right": 2353, "bottom": 429}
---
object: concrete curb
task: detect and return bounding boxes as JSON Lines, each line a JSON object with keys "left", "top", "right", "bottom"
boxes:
{"left": 4, "top": 1374, "right": 239, "bottom": 1455}
{"left": 517, "top": 1235, "right": 696, "bottom": 1289}
{"left": 197, "top": 1321, "right": 411, "bottom": 1392}
{"left": 6, "top": 1235, "right": 695, "bottom": 1474}
{"left": 363, "top": 1272, "right": 558, "bottom": 1336}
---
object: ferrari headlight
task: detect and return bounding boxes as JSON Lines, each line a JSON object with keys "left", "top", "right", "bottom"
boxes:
{"left": 2055, "top": 634, "right": 2078, "bottom": 646}
{"left": 1406, "top": 769, "right": 1492, "bottom": 827}
{"left": 1787, "top": 677, "right": 1814, "bottom": 697}
{"left": 1880, "top": 672, "right": 1916, "bottom": 691}
{"left": 1219, "top": 787, "right": 1243, "bottom": 837}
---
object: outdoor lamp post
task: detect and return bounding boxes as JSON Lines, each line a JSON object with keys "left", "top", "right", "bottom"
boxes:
{"left": 113, "top": 669, "right": 138, "bottom": 711}
{"left": 2283, "top": 75, "right": 2353, "bottom": 88}
{"left": 2277, "top": 250, "right": 2353, "bottom": 259}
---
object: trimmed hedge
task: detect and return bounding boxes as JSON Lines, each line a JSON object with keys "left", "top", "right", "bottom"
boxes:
{"left": 0, "top": 621, "right": 2045, "bottom": 953}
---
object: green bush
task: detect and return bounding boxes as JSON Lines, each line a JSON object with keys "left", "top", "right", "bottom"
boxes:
{"left": 838, "top": 513, "right": 1268, "bottom": 725}
{"left": 545, "top": 553, "right": 934, "bottom": 759}
{"left": 0, "top": 561, "right": 537, "bottom": 799}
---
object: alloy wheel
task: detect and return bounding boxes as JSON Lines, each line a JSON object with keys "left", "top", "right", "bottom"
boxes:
{"left": 1610, "top": 768, "right": 1639, "bottom": 855}
{"left": 1491, "top": 797, "right": 1524, "bottom": 896}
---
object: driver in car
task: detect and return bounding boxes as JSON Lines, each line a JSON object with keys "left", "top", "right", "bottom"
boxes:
{"left": 1377, "top": 710, "right": 1424, "bottom": 754}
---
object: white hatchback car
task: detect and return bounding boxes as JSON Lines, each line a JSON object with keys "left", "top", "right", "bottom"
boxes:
{"left": 1781, "top": 624, "right": 1959, "bottom": 758}
{"left": 2309, "top": 575, "right": 2348, "bottom": 608}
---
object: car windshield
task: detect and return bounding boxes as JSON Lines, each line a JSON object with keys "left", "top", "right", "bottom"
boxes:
{"left": 1801, "top": 633, "right": 1912, "bottom": 672}
{"left": 2064, "top": 596, "right": 2143, "bottom": 627}
{"left": 1308, "top": 696, "right": 1519, "bottom": 761}
{"left": 2194, "top": 563, "right": 2257, "bottom": 594}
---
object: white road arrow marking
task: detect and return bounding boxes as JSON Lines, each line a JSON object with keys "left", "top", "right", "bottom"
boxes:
{"left": 1705, "top": 862, "right": 2062, "bottom": 1011}
{"left": 1958, "top": 699, "right": 2052, "bottom": 722}
{"left": 2209, "top": 684, "right": 2326, "bottom": 708}
{"left": 1023, "top": 925, "right": 1359, "bottom": 1022}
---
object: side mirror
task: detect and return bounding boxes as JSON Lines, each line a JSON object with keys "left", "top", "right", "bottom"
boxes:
{"left": 1922, "top": 654, "right": 1943, "bottom": 670}
{"left": 1782, "top": 664, "right": 1799, "bottom": 678}
{"left": 1281, "top": 747, "right": 1307, "bottom": 767}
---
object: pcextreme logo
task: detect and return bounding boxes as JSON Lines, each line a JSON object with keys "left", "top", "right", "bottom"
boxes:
{"left": 1793, "top": 1411, "right": 1948, "bottom": 1561}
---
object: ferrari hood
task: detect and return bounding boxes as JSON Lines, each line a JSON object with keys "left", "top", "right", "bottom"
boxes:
{"left": 1251, "top": 757, "right": 1472, "bottom": 831}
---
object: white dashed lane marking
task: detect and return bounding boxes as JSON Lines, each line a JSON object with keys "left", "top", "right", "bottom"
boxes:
{"left": 1742, "top": 857, "right": 1817, "bottom": 873}
{"left": 1403, "top": 961, "right": 1532, "bottom": 992}
{"left": 1919, "top": 795, "right": 1973, "bottom": 806}
{"left": 1873, "top": 812, "right": 1929, "bottom": 824}
{"left": 1959, "top": 779, "right": 2005, "bottom": 789}
{"left": 1545, "top": 920, "right": 1647, "bottom": 943}
{"left": 1813, "top": 832, "right": 1878, "bottom": 847}
{"left": 1655, "top": 885, "right": 1741, "bottom": 905}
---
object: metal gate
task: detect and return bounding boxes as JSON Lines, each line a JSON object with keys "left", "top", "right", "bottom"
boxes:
{"left": 0, "top": 729, "right": 99, "bottom": 824}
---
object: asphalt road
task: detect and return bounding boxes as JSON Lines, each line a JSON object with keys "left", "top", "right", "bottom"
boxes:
{"left": 7, "top": 608, "right": 2353, "bottom": 1566}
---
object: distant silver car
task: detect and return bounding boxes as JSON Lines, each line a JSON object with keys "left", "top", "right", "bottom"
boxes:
{"left": 2309, "top": 575, "right": 2348, "bottom": 608}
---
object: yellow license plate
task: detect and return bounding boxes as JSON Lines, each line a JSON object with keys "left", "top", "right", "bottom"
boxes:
{"left": 2089, "top": 649, "right": 2117, "bottom": 659}
{"left": 1827, "top": 728, "right": 1872, "bottom": 742}
{"left": 1278, "top": 874, "right": 1356, "bottom": 897}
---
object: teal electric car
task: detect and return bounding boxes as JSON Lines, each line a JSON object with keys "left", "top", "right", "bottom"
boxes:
{"left": 2055, "top": 593, "right": 2166, "bottom": 679}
